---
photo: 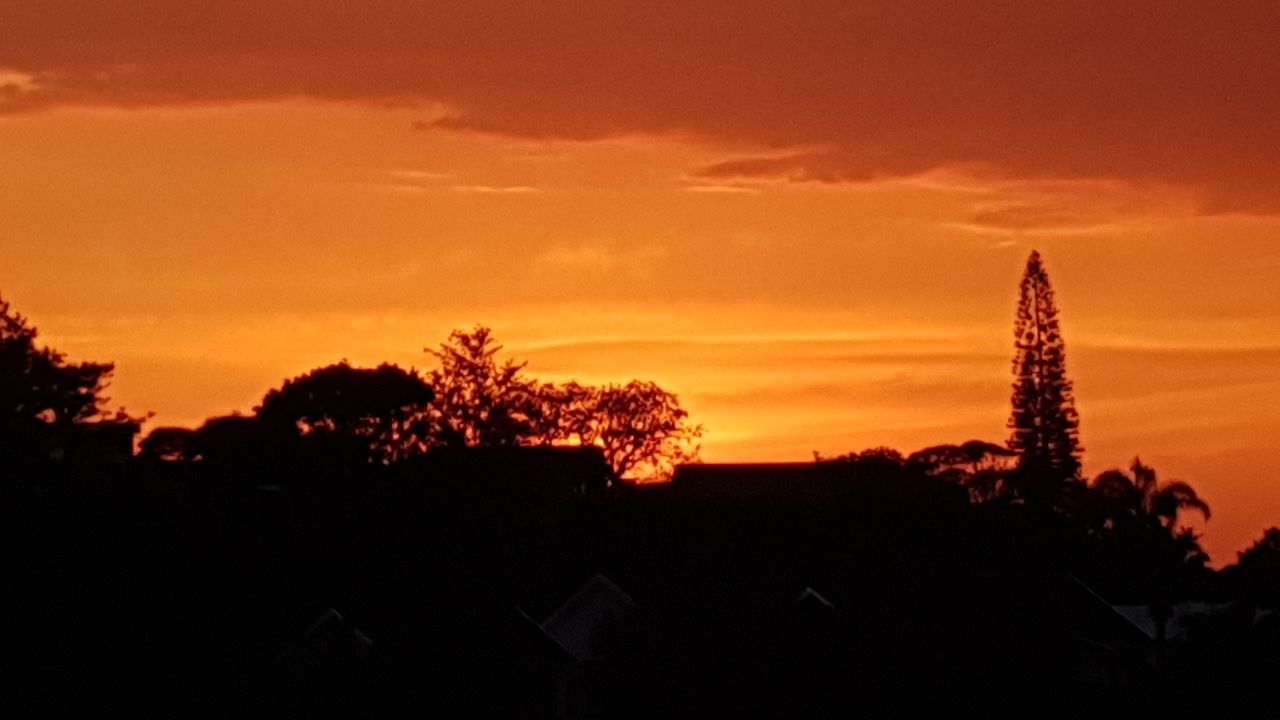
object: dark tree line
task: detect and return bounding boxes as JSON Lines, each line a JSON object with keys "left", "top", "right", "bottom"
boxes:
{"left": 2, "top": 253, "right": 1278, "bottom": 716}
{"left": 138, "top": 326, "right": 702, "bottom": 481}
{"left": 786, "top": 252, "right": 1218, "bottom": 625}
{"left": 0, "top": 252, "right": 1227, "bottom": 564}
{"left": 140, "top": 362, "right": 435, "bottom": 468}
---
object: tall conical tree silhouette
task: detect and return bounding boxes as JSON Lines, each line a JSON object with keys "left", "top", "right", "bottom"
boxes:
{"left": 1007, "top": 250, "right": 1082, "bottom": 486}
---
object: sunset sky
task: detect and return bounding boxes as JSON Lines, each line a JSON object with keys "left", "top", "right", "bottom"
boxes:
{"left": 3, "top": 2, "right": 1279, "bottom": 562}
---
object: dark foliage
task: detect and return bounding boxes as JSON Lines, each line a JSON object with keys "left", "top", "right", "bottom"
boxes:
{"left": 422, "top": 327, "right": 701, "bottom": 479}
{"left": 1234, "top": 528, "right": 1280, "bottom": 608}
{"left": 257, "top": 361, "right": 435, "bottom": 464}
{"left": 1088, "top": 458, "right": 1211, "bottom": 532}
{"left": 0, "top": 293, "right": 139, "bottom": 469}
{"left": 3, "top": 446, "right": 1269, "bottom": 718}
{"left": 140, "top": 362, "right": 434, "bottom": 469}
{"left": 423, "top": 326, "right": 540, "bottom": 448}
{"left": 3, "top": 277, "right": 1276, "bottom": 717}
{"left": 1008, "top": 250, "right": 1082, "bottom": 491}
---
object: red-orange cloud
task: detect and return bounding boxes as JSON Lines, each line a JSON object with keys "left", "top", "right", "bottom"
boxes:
{"left": 4, "top": 1, "right": 1280, "bottom": 211}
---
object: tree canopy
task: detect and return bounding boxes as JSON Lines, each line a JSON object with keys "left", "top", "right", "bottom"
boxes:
{"left": 1007, "top": 250, "right": 1082, "bottom": 491}
{"left": 419, "top": 327, "right": 701, "bottom": 480}
{"left": 541, "top": 379, "right": 702, "bottom": 481}
{"left": 257, "top": 362, "right": 435, "bottom": 463}
{"left": 140, "top": 362, "right": 433, "bottom": 467}
{"left": 0, "top": 293, "right": 137, "bottom": 467}
{"left": 422, "top": 327, "right": 543, "bottom": 448}
{"left": 140, "top": 328, "right": 701, "bottom": 480}
{"left": 1089, "top": 458, "right": 1211, "bottom": 532}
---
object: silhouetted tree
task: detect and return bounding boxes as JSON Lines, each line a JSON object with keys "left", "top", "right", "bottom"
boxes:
{"left": 0, "top": 293, "right": 138, "bottom": 467}
{"left": 141, "top": 362, "right": 433, "bottom": 466}
{"left": 539, "top": 380, "right": 702, "bottom": 481}
{"left": 908, "top": 441, "right": 1016, "bottom": 473}
{"left": 907, "top": 440, "right": 1018, "bottom": 502}
{"left": 824, "top": 446, "right": 906, "bottom": 466}
{"left": 1007, "top": 250, "right": 1082, "bottom": 490}
{"left": 256, "top": 362, "right": 434, "bottom": 463}
{"left": 1240, "top": 528, "right": 1280, "bottom": 567}
{"left": 420, "top": 327, "right": 701, "bottom": 479}
{"left": 178, "top": 413, "right": 279, "bottom": 467}
{"left": 137, "top": 426, "right": 197, "bottom": 462}
{"left": 423, "top": 327, "right": 542, "bottom": 447}
{"left": 1082, "top": 458, "right": 1211, "bottom": 620}
{"left": 1089, "top": 457, "right": 1210, "bottom": 532}
{"left": 1235, "top": 528, "right": 1280, "bottom": 608}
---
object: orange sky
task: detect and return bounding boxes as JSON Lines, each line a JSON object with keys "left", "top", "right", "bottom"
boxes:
{"left": 3, "top": 2, "right": 1279, "bottom": 563}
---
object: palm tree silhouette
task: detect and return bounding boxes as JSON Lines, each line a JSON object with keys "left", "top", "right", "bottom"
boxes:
{"left": 1091, "top": 458, "right": 1210, "bottom": 530}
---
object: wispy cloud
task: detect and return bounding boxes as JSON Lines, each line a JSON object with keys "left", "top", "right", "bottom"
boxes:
{"left": 388, "top": 169, "right": 452, "bottom": 181}
{"left": 937, "top": 179, "right": 1195, "bottom": 237}
{"left": 377, "top": 184, "right": 437, "bottom": 194}
{"left": 684, "top": 184, "right": 763, "bottom": 195}
{"left": 0, "top": 68, "right": 40, "bottom": 105}
{"left": 0, "top": 68, "right": 38, "bottom": 92}
{"left": 942, "top": 221, "right": 1128, "bottom": 239}
{"left": 449, "top": 184, "right": 540, "bottom": 194}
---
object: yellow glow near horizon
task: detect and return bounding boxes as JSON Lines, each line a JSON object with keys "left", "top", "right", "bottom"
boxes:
{"left": 3, "top": 103, "right": 1279, "bottom": 564}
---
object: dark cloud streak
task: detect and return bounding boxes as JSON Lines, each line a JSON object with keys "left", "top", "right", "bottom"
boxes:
{"left": 4, "top": 1, "right": 1280, "bottom": 210}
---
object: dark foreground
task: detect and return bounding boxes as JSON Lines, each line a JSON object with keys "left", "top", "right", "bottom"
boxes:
{"left": 3, "top": 449, "right": 1277, "bottom": 718}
